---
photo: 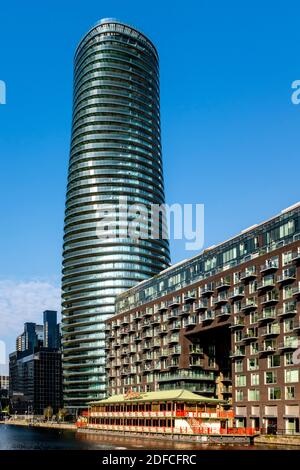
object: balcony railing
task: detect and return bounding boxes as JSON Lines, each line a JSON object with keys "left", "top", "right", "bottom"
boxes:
{"left": 160, "top": 348, "right": 169, "bottom": 357}
{"left": 189, "top": 345, "right": 204, "bottom": 354}
{"left": 213, "top": 293, "right": 229, "bottom": 305}
{"left": 170, "top": 321, "right": 181, "bottom": 330}
{"left": 229, "top": 287, "right": 245, "bottom": 300}
{"left": 199, "top": 310, "right": 215, "bottom": 322}
{"left": 178, "top": 304, "right": 192, "bottom": 315}
{"left": 258, "top": 308, "right": 277, "bottom": 322}
{"left": 229, "top": 349, "right": 245, "bottom": 358}
{"left": 133, "top": 312, "right": 142, "bottom": 322}
{"left": 169, "top": 334, "right": 179, "bottom": 344}
{"left": 242, "top": 331, "right": 258, "bottom": 342}
{"left": 215, "top": 277, "right": 231, "bottom": 290}
{"left": 241, "top": 300, "right": 257, "bottom": 311}
{"left": 150, "top": 315, "right": 161, "bottom": 325}
{"left": 261, "top": 291, "right": 279, "bottom": 305}
{"left": 170, "top": 346, "right": 181, "bottom": 355}
{"left": 195, "top": 300, "right": 209, "bottom": 311}
{"left": 229, "top": 317, "right": 244, "bottom": 329}
{"left": 158, "top": 369, "right": 215, "bottom": 382}
{"left": 260, "top": 259, "right": 279, "bottom": 274}
{"left": 261, "top": 326, "right": 280, "bottom": 336}
{"left": 259, "top": 343, "right": 277, "bottom": 354}
{"left": 141, "top": 320, "right": 151, "bottom": 329}
{"left": 184, "top": 316, "right": 198, "bottom": 327}
{"left": 240, "top": 267, "right": 257, "bottom": 281}
{"left": 216, "top": 306, "right": 232, "bottom": 317}
{"left": 134, "top": 353, "right": 143, "bottom": 363}
{"left": 142, "top": 330, "right": 152, "bottom": 339}
{"left": 189, "top": 358, "right": 204, "bottom": 367}
{"left": 277, "top": 302, "right": 297, "bottom": 317}
{"left": 257, "top": 279, "right": 276, "bottom": 291}
{"left": 158, "top": 325, "right": 168, "bottom": 335}
{"left": 167, "top": 310, "right": 179, "bottom": 321}
{"left": 168, "top": 298, "right": 181, "bottom": 309}
{"left": 120, "top": 348, "right": 129, "bottom": 356}
{"left": 277, "top": 268, "right": 296, "bottom": 284}
{"left": 151, "top": 339, "right": 161, "bottom": 348}
{"left": 158, "top": 302, "right": 168, "bottom": 312}
{"left": 184, "top": 292, "right": 196, "bottom": 303}
{"left": 278, "top": 339, "right": 298, "bottom": 350}
{"left": 200, "top": 285, "right": 214, "bottom": 296}
{"left": 293, "top": 283, "right": 300, "bottom": 297}
{"left": 167, "top": 359, "right": 179, "bottom": 368}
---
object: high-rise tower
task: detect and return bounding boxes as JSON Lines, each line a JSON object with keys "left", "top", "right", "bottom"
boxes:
{"left": 62, "top": 19, "right": 170, "bottom": 410}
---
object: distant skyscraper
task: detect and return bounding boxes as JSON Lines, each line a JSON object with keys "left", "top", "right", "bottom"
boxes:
{"left": 62, "top": 19, "right": 170, "bottom": 409}
{"left": 9, "top": 311, "right": 61, "bottom": 415}
{"left": 43, "top": 310, "right": 58, "bottom": 349}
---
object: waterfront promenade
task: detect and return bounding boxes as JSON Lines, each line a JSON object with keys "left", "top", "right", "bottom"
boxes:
{"left": 0, "top": 420, "right": 76, "bottom": 430}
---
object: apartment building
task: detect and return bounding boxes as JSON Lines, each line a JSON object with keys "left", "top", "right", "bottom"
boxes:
{"left": 105, "top": 203, "right": 300, "bottom": 434}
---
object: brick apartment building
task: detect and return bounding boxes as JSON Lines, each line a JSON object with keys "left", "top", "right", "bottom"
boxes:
{"left": 105, "top": 203, "right": 300, "bottom": 434}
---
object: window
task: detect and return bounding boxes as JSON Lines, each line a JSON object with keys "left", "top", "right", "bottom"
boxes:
{"left": 235, "top": 375, "right": 246, "bottom": 387}
{"left": 250, "top": 311, "right": 259, "bottom": 324}
{"left": 285, "top": 386, "right": 296, "bottom": 399}
{"left": 235, "top": 330, "right": 243, "bottom": 342}
{"left": 250, "top": 342, "right": 259, "bottom": 355}
{"left": 234, "top": 272, "right": 241, "bottom": 284}
{"left": 248, "top": 358, "right": 259, "bottom": 371}
{"left": 249, "top": 280, "right": 257, "bottom": 294}
{"left": 248, "top": 389, "right": 260, "bottom": 401}
{"left": 235, "top": 390, "right": 244, "bottom": 402}
{"left": 283, "top": 251, "right": 293, "bottom": 266}
{"left": 265, "top": 371, "right": 277, "bottom": 384}
{"left": 239, "top": 242, "right": 246, "bottom": 256}
{"left": 204, "top": 257, "right": 217, "bottom": 272}
{"left": 280, "top": 220, "right": 295, "bottom": 238}
{"left": 267, "top": 221, "right": 295, "bottom": 243}
{"left": 268, "top": 387, "right": 281, "bottom": 400}
{"left": 223, "top": 247, "right": 237, "bottom": 264}
{"left": 234, "top": 301, "right": 242, "bottom": 314}
{"left": 263, "top": 274, "right": 275, "bottom": 287}
{"left": 283, "top": 285, "right": 294, "bottom": 300}
{"left": 208, "top": 344, "right": 216, "bottom": 368}
{"left": 159, "top": 281, "right": 165, "bottom": 292}
{"left": 251, "top": 373, "right": 259, "bottom": 386}
{"left": 235, "top": 360, "right": 243, "bottom": 373}
{"left": 285, "top": 369, "right": 299, "bottom": 383}
{"left": 285, "top": 352, "right": 294, "bottom": 366}
{"left": 169, "top": 273, "right": 181, "bottom": 287}
{"left": 268, "top": 355, "right": 280, "bottom": 368}
{"left": 284, "top": 319, "right": 294, "bottom": 333}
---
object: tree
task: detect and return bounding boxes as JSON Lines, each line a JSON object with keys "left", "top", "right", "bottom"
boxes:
{"left": 43, "top": 406, "right": 53, "bottom": 421}
{"left": 57, "top": 408, "right": 68, "bottom": 422}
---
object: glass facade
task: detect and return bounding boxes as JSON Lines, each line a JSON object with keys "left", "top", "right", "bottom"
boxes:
{"left": 116, "top": 204, "right": 300, "bottom": 313}
{"left": 62, "top": 19, "right": 170, "bottom": 409}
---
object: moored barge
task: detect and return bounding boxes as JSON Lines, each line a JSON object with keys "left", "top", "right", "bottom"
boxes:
{"left": 77, "top": 389, "right": 259, "bottom": 443}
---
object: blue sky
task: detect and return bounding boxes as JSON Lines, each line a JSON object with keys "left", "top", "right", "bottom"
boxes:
{"left": 1, "top": 0, "right": 300, "bottom": 361}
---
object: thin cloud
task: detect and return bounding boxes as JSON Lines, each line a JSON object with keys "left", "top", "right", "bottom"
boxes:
{"left": 0, "top": 279, "right": 61, "bottom": 337}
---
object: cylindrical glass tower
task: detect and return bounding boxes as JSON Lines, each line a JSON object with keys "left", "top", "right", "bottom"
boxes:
{"left": 62, "top": 19, "right": 170, "bottom": 410}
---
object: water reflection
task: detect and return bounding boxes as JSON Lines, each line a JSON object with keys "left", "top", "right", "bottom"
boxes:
{"left": 0, "top": 425, "right": 297, "bottom": 450}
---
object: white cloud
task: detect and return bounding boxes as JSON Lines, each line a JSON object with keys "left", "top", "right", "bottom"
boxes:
{"left": 0, "top": 279, "right": 61, "bottom": 338}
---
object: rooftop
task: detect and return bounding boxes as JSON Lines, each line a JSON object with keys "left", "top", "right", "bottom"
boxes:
{"left": 89, "top": 389, "right": 222, "bottom": 405}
